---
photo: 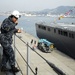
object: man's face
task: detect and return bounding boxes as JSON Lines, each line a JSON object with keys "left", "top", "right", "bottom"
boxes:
{"left": 12, "top": 17, "right": 18, "bottom": 24}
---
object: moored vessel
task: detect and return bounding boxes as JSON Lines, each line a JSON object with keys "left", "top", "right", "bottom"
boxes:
{"left": 35, "top": 22, "right": 75, "bottom": 59}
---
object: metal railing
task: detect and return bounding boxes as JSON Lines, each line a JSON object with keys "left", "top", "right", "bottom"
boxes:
{"left": 13, "top": 34, "right": 66, "bottom": 75}
{"left": 13, "top": 34, "right": 38, "bottom": 75}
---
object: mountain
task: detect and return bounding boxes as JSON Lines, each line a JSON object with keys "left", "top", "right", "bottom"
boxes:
{"left": 1, "top": 6, "right": 75, "bottom": 16}
{"left": 35, "top": 6, "right": 75, "bottom": 16}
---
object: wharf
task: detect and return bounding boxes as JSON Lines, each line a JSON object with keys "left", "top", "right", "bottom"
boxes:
{"left": 0, "top": 31, "right": 75, "bottom": 75}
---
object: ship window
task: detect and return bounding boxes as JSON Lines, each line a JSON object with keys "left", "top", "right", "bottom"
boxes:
{"left": 69, "top": 33, "right": 71, "bottom": 37}
{"left": 69, "top": 33, "right": 74, "bottom": 38}
{"left": 63, "top": 31, "right": 68, "bottom": 36}
{"left": 58, "top": 30, "right": 61, "bottom": 34}
{"left": 42, "top": 26, "right": 46, "bottom": 30}
{"left": 54, "top": 29, "right": 56, "bottom": 33}
{"left": 58, "top": 30, "right": 63, "bottom": 35}
{"left": 72, "top": 34, "right": 74, "bottom": 38}
{"left": 48, "top": 28, "right": 50, "bottom": 31}
{"left": 60, "top": 31, "right": 63, "bottom": 35}
{"left": 38, "top": 25, "right": 41, "bottom": 28}
{"left": 38, "top": 25, "right": 46, "bottom": 30}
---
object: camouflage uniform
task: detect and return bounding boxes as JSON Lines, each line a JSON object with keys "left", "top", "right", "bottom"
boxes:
{"left": 0, "top": 16, "right": 18, "bottom": 67}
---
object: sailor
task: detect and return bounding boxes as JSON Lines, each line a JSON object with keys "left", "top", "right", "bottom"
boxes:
{"left": 0, "top": 10, "right": 21, "bottom": 72}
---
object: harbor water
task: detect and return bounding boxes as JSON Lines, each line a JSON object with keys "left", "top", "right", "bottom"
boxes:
{"left": 0, "top": 16, "right": 75, "bottom": 75}
{"left": 0, "top": 16, "right": 75, "bottom": 37}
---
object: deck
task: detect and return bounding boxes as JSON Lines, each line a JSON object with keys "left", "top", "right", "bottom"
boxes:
{"left": 0, "top": 31, "right": 75, "bottom": 75}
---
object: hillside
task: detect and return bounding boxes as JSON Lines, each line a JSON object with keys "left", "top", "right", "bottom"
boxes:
{"left": 35, "top": 6, "right": 75, "bottom": 16}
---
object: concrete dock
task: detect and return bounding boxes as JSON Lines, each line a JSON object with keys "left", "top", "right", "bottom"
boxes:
{"left": 0, "top": 31, "right": 75, "bottom": 75}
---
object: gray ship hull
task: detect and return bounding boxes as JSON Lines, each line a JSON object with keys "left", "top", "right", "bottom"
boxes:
{"left": 35, "top": 23, "right": 75, "bottom": 59}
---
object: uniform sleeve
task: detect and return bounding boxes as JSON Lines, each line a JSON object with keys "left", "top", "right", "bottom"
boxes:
{"left": 1, "top": 23, "right": 11, "bottom": 32}
{"left": 1, "top": 18, "right": 17, "bottom": 33}
{"left": 11, "top": 28, "right": 18, "bottom": 33}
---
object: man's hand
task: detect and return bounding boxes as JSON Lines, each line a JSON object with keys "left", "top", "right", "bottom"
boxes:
{"left": 17, "top": 29, "right": 21, "bottom": 33}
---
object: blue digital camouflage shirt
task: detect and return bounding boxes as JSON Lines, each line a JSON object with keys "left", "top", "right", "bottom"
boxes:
{"left": 1, "top": 16, "right": 18, "bottom": 43}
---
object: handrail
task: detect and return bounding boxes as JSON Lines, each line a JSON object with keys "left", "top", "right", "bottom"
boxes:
{"left": 13, "top": 34, "right": 37, "bottom": 75}
{"left": 15, "top": 46, "right": 36, "bottom": 75}
{"left": 15, "top": 34, "right": 66, "bottom": 75}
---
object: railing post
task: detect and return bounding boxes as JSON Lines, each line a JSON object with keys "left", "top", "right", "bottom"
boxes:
{"left": 13, "top": 34, "right": 16, "bottom": 53}
{"left": 27, "top": 42, "right": 30, "bottom": 75}
{"left": 13, "top": 34, "right": 16, "bottom": 66}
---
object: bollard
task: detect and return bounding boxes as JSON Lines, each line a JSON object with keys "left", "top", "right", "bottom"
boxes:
{"left": 35, "top": 67, "right": 38, "bottom": 75}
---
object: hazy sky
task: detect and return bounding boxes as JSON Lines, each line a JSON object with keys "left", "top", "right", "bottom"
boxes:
{"left": 0, "top": 0, "right": 75, "bottom": 11}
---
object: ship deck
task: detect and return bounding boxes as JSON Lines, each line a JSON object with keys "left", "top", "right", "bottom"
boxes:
{"left": 0, "top": 31, "right": 75, "bottom": 75}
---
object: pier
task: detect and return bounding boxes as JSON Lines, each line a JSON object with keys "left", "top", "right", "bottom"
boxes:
{"left": 0, "top": 31, "right": 75, "bottom": 75}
